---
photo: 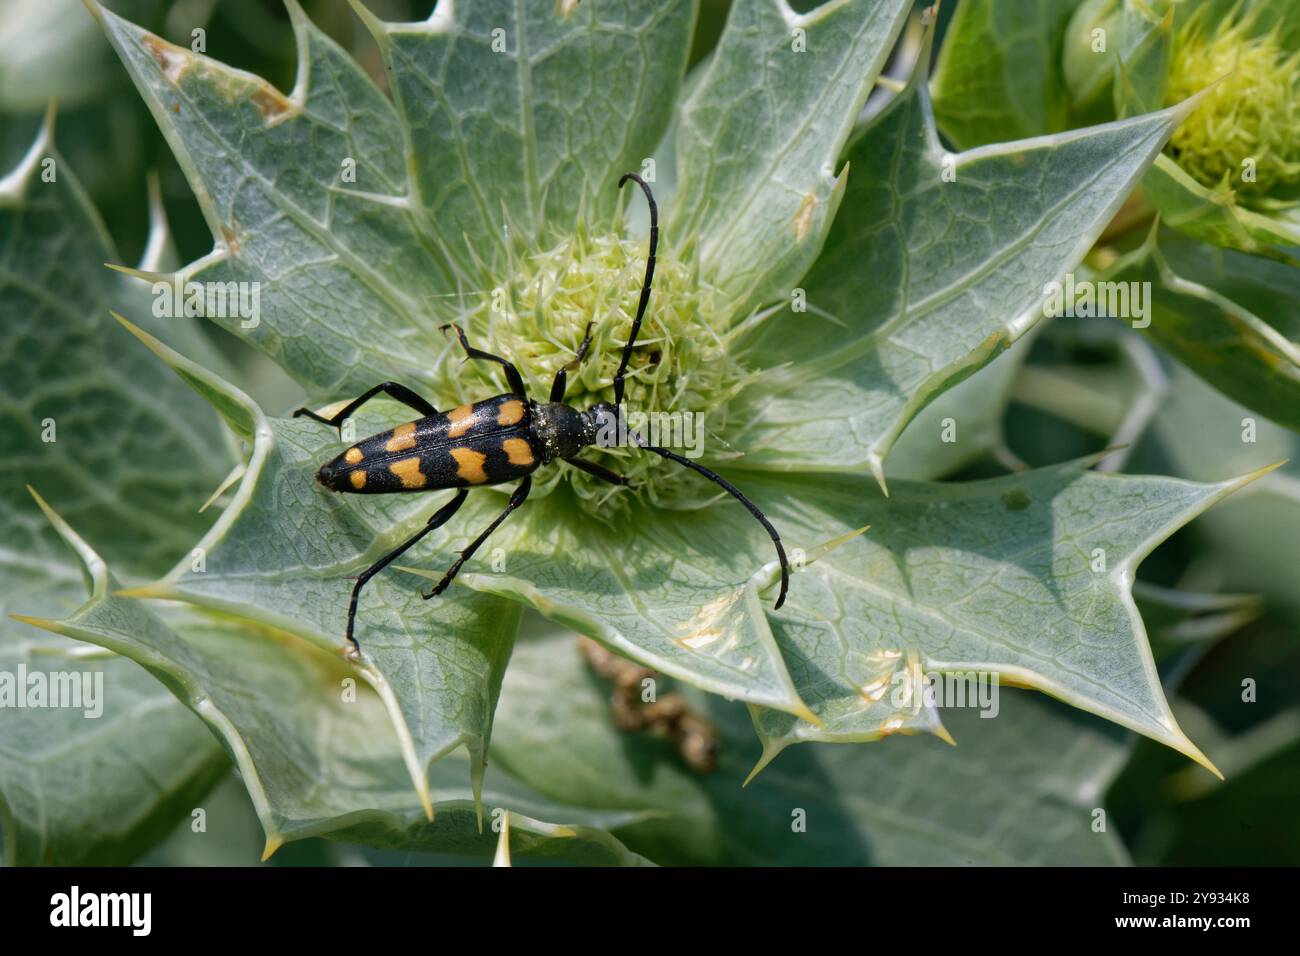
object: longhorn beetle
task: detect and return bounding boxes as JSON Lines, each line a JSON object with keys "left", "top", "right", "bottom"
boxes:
{"left": 296, "top": 173, "right": 790, "bottom": 654}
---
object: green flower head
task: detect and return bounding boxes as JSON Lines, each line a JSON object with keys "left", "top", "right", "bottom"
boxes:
{"left": 446, "top": 223, "right": 747, "bottom": 508}
{"left": 1164, "top": 1, "right": 1300, "bottom": 200}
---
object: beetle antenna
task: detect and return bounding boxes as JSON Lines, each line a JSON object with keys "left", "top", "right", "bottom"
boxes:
{"left": 630, "top": 433, "right": 788, "bottom": 609}
{"left": 612, "top": 172, "right": 658, "bottom": 411}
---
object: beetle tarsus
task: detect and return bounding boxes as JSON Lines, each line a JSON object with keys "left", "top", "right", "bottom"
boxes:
{"left": 442, "top": 323, "right": 528, "bottom": 397}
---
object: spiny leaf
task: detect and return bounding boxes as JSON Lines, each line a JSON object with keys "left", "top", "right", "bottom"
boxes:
{"left": 418, "top": 485, "right": 818, "bottom": 723}
{"left": 358, "top": 0, "right": 695, "bottom": 270}
{"left": 491, "top": 624, "right": 1132, "bottom": 865}
{"left": 885, "top": 330, "right": 1037, "bottom": 481}
{"left": 743, "top": 461, "right": 1273, "bottom": 773}
{"left": 91, "top": 0, "right": 448, "bottom": 397}
{"left": 0, "top": 123, "right": 229, "bottom": 864}
{"left": 20, "top": 494, "right": 651, "bottom": 864}
{"left": 731, "top": 32, "right": 1202, "bottom": 486}
{"left": 670, "top": 0, "right": 911, "bottom": 319}
{"left": 0, "top": 119, "right": 227, "bottom": 583}
{"left": 92, "top": 0, "right": 696, "bottom": 398}
{"left": 110, "top": 316, "right": 524, "bottom": 814}
{"left": 0, "top": 638, "right": 228, "bottom": 866}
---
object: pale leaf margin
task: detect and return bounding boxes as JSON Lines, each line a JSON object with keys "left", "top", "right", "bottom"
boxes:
{"left": 746, "top": 458, "right": 1291, "bottom": 781}
{"left": 732, "top": 27, "right": 1219, "bottom": 491}
{"left": 10, "top": 488, "right": 303, "bottom": 857}
{"left": 857, "top": 75, "right": 1219, "bottom": 489}
{"left": 103, "top": 314, "right": 442, "bottom": 820}
{"left": 13, "top": 495, "right": 651, "bottom": 862}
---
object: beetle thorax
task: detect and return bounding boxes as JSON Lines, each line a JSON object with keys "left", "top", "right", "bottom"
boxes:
{"left": 529, "top": 401, "right": 596, "bottom": 463}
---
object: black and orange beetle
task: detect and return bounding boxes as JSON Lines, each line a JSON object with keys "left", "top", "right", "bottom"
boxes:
{"left": 296, "top": 174, "right": 789, "bottom": 653}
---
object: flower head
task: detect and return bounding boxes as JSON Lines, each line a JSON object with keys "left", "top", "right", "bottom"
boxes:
{"left": 444, "top": 226, "right": 750, "bottom": 508}
{"left": 1164, "top": 2, "right": 1300, "bottom": 200}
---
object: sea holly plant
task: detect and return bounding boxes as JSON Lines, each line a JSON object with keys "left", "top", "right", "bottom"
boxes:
{"left": 937, "top": 0, "right": 1300, "bottom": 261}
{"left": 0, "top": 114, "right": 647, "bottom": 864}
{"left": 0, "top": 119, "right": 232, "bottom": 865}
{"left": 2, "top": 0, "right": 1295, "bottom": 866}
{"left": 934, "top": 0, "right": 1300, "bottom": 428}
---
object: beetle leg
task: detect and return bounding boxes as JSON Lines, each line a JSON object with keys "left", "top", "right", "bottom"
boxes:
{"left": 345, "top": 489, "right": 468, "bottom": 651}
{"left": 565, "top": 455, "right": 631, "bottom": 486}
{"left": 294, "top": 382, "right": 437, "bottom": 439}
{"left": 441, "top": 324, "right": 528, "bottom": 398}
{"left": 549, "top": 321, "right": 595, "bottom": 402}
{"left": 422, "top": 475, "right": 532, "bottom": 599}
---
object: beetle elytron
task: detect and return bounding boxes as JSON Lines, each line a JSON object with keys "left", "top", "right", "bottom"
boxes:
{"left": 296, "top": 173, "right": 789, "bottom": 653}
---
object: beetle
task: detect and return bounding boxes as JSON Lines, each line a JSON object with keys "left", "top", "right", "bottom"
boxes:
{"left": 296, "top": 173, "right": 790, "bottom": 654}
